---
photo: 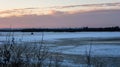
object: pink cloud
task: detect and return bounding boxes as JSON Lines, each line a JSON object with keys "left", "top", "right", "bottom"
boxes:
{"left": 0, "top": 2, "right": 120, "bottom": 18}
{"left": 0, "top": 9, "right": 120, "bottom": 28}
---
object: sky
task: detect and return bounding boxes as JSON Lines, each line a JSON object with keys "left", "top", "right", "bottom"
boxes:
{"left": 0, "top": 0, "right": 120, "bottom": 28}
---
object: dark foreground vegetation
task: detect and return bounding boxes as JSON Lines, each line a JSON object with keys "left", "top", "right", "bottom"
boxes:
{"left": 0, "top": 33, "right": 64, "bottom": 67}
{"left": 0, "top": 26, "right": 120, "bottom": 32}
{"left": 0, "top": 31, "right": 120, "bottom": 67}
{"left": 0, "top": 38, "right": 120, "bottom": 67}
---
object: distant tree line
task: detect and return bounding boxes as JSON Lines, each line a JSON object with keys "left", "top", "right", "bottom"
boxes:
{"left": 0, "top": 26, "right": 120, "bottom": 32}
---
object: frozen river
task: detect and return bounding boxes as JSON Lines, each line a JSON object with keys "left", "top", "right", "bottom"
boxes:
{"left": 0, "top": 32, "right": 120, "bottom": 42}
{"left": 0, "top": 32, "right": 120, "bottom": 57}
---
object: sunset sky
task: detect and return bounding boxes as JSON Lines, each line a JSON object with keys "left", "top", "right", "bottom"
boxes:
{"left": 0, "top": 0, "right": 120, "bottom": 28}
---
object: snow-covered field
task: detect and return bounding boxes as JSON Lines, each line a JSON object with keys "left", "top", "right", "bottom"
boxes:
{"left": 51, "top": 44, "right": 120, "bottom": 57}
{"left": 0, "top": 32, "right": 120, "bottom": 41}
{"left": 0, "top": 32, "right": 120, "bottom": 67}
{"left": 0, "top": 32, "right": 120, "bottom": 57}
